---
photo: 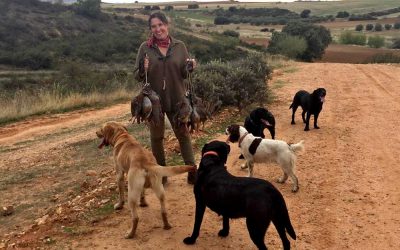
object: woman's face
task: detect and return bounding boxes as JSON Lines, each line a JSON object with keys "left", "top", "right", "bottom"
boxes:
{"left": 150, "top": 17, "right": 169, "bottom": 40}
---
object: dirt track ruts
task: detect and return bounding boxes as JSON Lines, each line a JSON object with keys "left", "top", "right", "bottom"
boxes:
{"left": 1, "top": 62, "right": 399, "bottom": 249}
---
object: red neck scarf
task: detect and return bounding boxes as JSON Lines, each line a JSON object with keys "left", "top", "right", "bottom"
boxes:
{"left": 147, "top": 35, "right": 171, "bottom": 48}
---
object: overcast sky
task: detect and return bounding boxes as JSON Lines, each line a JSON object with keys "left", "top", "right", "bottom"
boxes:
{"left": 102, "top": 0, "right": 302, "bottom": 3}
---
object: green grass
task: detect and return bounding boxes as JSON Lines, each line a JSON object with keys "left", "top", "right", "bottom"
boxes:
{"left": 173, "top": 10, "right": 215, "bottom": 23}
{"left": 81, "top": 197, "right": 117, "bottom": 223}
{"left": 273, "top": 79, "right": 288, "bottom": 89}
{"left": 283, "top": 66, "right": 298, "bottom": 74}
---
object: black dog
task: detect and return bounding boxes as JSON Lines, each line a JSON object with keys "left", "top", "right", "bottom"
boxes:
{"left": 245, "top": 107, "right": 276, "bottom": 139}
{"left": 290, "top": 88, "right": 326, "bottom": 131}
{"left": 183, "top": 141, "right": 296, "bottom": 250}
{"left": 240, "top": 107, "right": 275, "bottom": 159}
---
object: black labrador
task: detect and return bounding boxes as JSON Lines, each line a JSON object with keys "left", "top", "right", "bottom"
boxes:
{"left": 244, "top": 107, "right": 276, "bottom": 139}
{"left": 290, "top": 88, "right": 326, "bottom": 131}
{"left": 183, "top": 141, "right": 296, "bottom": 250}
{"left": 240, "top": 107, "right": 275, "bottom": 159}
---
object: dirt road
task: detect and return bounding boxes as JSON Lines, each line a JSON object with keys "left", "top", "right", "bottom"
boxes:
{"left": 1, "top": 63, "right": 399, "bottom": 249}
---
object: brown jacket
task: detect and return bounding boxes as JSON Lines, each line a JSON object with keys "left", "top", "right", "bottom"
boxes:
{"left": 135, "top": 37, "right": 190, "bottom": 113}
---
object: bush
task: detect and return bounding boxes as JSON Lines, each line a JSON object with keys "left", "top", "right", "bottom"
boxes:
{"left": 339, "top": 31, "right": 366, "bottom": 45}
{"left": 300, "top": 9, "right": 311, "bottom": 18}
{"left": 392, "top": 38, "right": 400, "bottom": 49}
{"left": 281, "top": 22, "right": 332, "bottom": 61}
{"left": 384, "top": 24, "right": 392, "bottom": 30}
{"left": 214, "top": 16, "right": 230, "bottom": 25}
{"left": 188, "top": 4, "right": 199, "bottom": 9}
{"left": 365, "top": 53, "right": 400, "bottom": 64}
{"left": 164, "top": 5, "right": 173, "bottom": 11}
{"left": 336, "top": 11, "right": 350, "bottom": 18}
{"left": 374, "top": 23, "right": 383, "bottom": 31}
{"left": 74, "top": 0, "right": 101, "bottom": 19}
{"left": 367, "top": 35, "right": 385, "bottom": 48}
{"left": 222, "top": 30, "right": 240, "bottom": 38}
{"left": 366, "top": 23, "right": 374, "bottom": 31}
{"left": 151, "top": 5, "right": 160, "bottom": 10}
{"left": 355, "top": 24, "right": 363, "bottom": 31}
{"left": 228, "top": 6, "right": 237, "bottom": 12}
{"left": 267, "top": 32, "right": 307, "bottom": 59}
{"left": 394, "top": 22, "right": 400, "bottom": 29}
{"left": 192, "top": 52, "right": 272, "bottom": 111}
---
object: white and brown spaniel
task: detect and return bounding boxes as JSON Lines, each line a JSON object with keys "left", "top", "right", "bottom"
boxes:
{"left": 226, "top": 124, "right": 304, "bottom": 192}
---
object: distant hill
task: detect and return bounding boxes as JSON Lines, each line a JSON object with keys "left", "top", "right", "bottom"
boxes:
{"left": 0, "top": 0, "right": 146, "bottom": 69}
{"left": 40, "top": 0, "right": 77, "bottom": 4}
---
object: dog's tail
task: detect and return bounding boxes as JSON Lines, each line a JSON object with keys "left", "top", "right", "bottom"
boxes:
{"left": 273, "top": 195, "right": 297, "bottom": 241}
{"left": 150, "top": 165, "right": 196, "bottom": 177}
{"left": 289, "top": 103, "right": 293, "bottom": 109}
{"left": 289, "top": 140, "right": 305, "bottom": 153}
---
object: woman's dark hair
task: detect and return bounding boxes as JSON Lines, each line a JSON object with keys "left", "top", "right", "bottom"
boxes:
{"left": 148, "top": 11, "right": 169, "bottom": 29}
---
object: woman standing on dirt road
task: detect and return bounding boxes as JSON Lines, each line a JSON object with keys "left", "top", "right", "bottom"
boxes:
{"left": 134, "top": 11, "right": 197, "bottom": 185}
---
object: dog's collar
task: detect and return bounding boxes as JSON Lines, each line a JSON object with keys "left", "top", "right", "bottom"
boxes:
{"left": 202, "top": 151, "right": 219, "bottom": 158}
{"left": 238, "top": 132, "right": 249, "bottom": 148}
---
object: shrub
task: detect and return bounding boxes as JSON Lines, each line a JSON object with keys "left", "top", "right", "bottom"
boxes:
{"left": 365, "top": 53, "right": 400, "bottom": 63}
{"left": 228, "top": 6, "right": 237, "bottom": 12}
{"left": 300, "top": 9, "right": 311, "bottom": 18}
{"left": 336, "top": 11, "right": 350, "bottom": 18}
{"left": 74, "top": 0, "right": 101, "bottom": 19}
{"left": 214, "top": 16, "right": 230, "bottom": 25}
{"left": 281, "top": 22, "right": 332, "bottom": 61}
{"left": 384, "top": 24, "right": 392, "bottom": 30}
{"left": 374, "top": 23, "right": 383, "bottom": 31}
{"left": 267, "top": 32, "right": 307, "bottom": 59}
{"left": 151, "top": 5, "right": 160, "bottom": 10}
{"left": 164, "top": 5, "right": 173, "bottom": 11}
{"left": 222, "top": 30, "right": 240, "bottom": 38}
{"left": 367, "top": 35, "right": 385, "bottom": 48}
{"left": 188, "top": 4, "right": 199, "bottom": 9}
{"left": 394, "top": 22, "right": 400, "bottom": 29}
{"left": 366, "top": 23, "right": 374, "bottom": 31}
{"left": 355, "top": 24, "right": 363, "bottom": 31}
{"left": 192, "top": 52, "right": 272, "bottom": 111}
{"left": 392, "top": 38, "right": 400, "bottom": 49}
{"left": 260, "top": 28, "right": 269, "bottom": 32}
{"left": 339, "top": 31, "right": 366, "bottom": 45}
{"left": 144, "top": 6, "right": 151, "bottom": 11}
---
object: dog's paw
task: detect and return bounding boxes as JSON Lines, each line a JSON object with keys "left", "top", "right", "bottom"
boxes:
{"left": 240, "top": 164, "right": 248, "bottom": 170}
{"left": 114, "top": 202, "right": 124, "bottom": 210}
{"left": 304, "top": 127, "right": 310, "bottom": 131}
{"left": 218, "top": 229, "right": 229, "bottom": 237}
{"left": 163, "top": 224, "right": 172, "bottom": 230}
{"left": 276, "top": 178, "right": 285, "bottom": 184}
{"left": 292, "top": 186, "right": 299, "bottom": 193}
{"left": 183, "top": 237, "right": 196, "bottom": 245}
{"left": 291, "top": 121, "right": 295, "bottom": 125}
{"left": 314, "top": 126, "right": 320, "bottom": 129}
{"left": 125, "top": 232, "right": 135, "bottom": 239}
{"left": 139, "top": 201, "right": 148, "bottom": 207}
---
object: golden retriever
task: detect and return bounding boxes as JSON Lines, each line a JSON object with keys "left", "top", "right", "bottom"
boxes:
{"left": 96, "top": 121, "right": 195, "bottom": 238}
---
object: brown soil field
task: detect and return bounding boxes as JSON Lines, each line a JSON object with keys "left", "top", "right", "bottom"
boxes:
{"left": 319, "top": 44, "right": 400, "bottom": 63}
{"left": 1, "top": 63, "right": 400, "bottom": 249}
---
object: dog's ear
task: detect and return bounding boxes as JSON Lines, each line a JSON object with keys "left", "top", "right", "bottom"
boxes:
{"left": 219, "top": 142, "right": 230, "bottom": 164}
{"left": 103, "top": 124, "right": 114, "bottom": 143}
{"left": 201, "top": 142, "right": 209, "bottom": 155}
{"left": 227, "top": 124, "right": 240, "bottom": 143}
